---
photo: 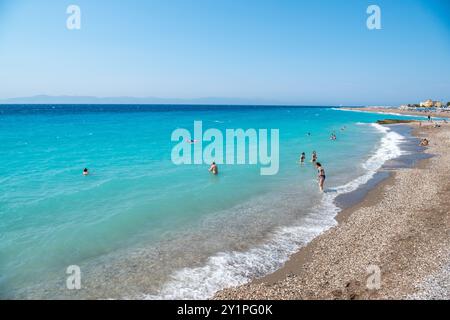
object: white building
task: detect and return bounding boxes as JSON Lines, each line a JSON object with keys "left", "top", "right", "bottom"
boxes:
{"left": 419, "top": 99, "right": 443, "bottom": 108}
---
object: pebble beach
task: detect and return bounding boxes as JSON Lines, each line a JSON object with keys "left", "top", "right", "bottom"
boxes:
{"left": 216, "top": 118, "right": 450, "bottom": 300}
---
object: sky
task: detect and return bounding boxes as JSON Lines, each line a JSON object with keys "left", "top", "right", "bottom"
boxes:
{"left": 0, "top": 0, "right": 449, "bottom": 105}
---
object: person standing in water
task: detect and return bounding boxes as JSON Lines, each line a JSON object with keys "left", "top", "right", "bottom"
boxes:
{"left": 316, "top": 162, "right": 326, "bottom": 192}
{"left": 83, "top": 168, "right": 89, "bottom": 176}
{"left": 209, "top": 162, "right": 219, "bottom": 175}
{"left": 311, "top": 151, "right": 317, "bottom": 163}
{"left": 300, "top": 152, "right": 306, "bottom": 165}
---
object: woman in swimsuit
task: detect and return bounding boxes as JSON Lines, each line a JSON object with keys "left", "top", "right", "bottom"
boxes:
{"left": 300, "top": 152, "right": 306, "bottom": 164}
{"left": 316, "top": 162, "right": 326, "bottom": 192}
{"left": 311, "top": 151, "right": 317, "bottom": 163}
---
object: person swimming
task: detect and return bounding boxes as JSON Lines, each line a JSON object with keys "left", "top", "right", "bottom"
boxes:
{"left": 311, "top": 151, "right": 317, "bottom": 163}
{"left": 83, "top": 168, "right": 89, "bottom": 176}
{"left": 330, "top": 133, "right": 337, "bottom": 140}
{"left": 209, "top": 162, "right": 219, "bottom": 175}
{"left": 300, "top": 152, "right": 306, "bottom": 164}
{"left": 316, "top": 162, "right": 326, "bottom": 192}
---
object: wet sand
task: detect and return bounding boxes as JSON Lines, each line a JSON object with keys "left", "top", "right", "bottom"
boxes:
{"left": 215, "top": 120, "right": 450, "bottom": 300}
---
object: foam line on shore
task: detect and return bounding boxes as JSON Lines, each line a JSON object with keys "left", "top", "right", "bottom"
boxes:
{"left": 143, "top": 124, "right": 405, "bottom": 300}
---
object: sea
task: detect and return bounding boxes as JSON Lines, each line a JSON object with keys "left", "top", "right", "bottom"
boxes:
{"left": 0, "top": 105, "right": 427, "bottom": 299}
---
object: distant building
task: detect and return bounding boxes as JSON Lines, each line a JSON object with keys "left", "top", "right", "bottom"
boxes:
{"left": 419, "top": 99, "right": 443, "bottom": 108}
{"left": 420, "top": 99, "right": 434, "bottom": 108}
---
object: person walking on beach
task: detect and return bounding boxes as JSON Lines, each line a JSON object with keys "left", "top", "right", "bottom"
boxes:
{"left": 300, "top": 152, "right": 306, "bottom": 165}
{"left": 209, "top": 162, "right": 219, "bottom": 175}
{"left": 316, "top": 162, "right": 326, "bottom": 192}
{"left": 311, "top": 151, "right": 317, "bottom": 163}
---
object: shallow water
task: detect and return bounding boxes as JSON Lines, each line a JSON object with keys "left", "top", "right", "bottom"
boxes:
{"left": 0, "top": 105, "right": 424, "bottom": 299}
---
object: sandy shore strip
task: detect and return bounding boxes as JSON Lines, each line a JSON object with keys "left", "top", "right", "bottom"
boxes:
{"left": 341, "top": 107, "right": 450, "bottom": 119}
{"left": 215, "top": 121, "right": 450, "bottom": 300}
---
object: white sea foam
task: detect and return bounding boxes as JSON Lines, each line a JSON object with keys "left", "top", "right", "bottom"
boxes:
{"left": 144, "top": 124, "right": 405, "bottom": 300}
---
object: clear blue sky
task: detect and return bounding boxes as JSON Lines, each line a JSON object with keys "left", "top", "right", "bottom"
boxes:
{"left": 0, "top": 0, "right": 449, "bottom": 105}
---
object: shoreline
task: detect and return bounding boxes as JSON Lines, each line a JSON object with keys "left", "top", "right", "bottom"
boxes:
{"left": 215, "top": 119, "right": 450, "bottom": 300}
{"left": 341, "top": 107, "right": 450, "bottom": 119}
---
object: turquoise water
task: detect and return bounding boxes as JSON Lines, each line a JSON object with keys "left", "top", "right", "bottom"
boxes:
{"left": 0, "top": 105, "right": 424, "bottom": 299}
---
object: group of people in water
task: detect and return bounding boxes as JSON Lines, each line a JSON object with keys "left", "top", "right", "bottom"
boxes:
{"left": 300, "top": 151, "right": 326, "bottom": 192}
{"left": 204, "top": 130, "right": 335, "bottom": 192}
{"left": 300, "top": 129, "right": 343, "bottom": 192}
{"left": 83, "top": 129, "right": 334, "bottom": 194}
{"left": 206, "top": 154, "right": 325, "bottom": 192}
